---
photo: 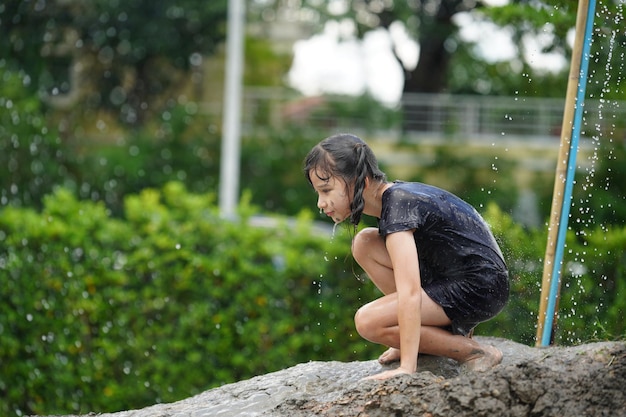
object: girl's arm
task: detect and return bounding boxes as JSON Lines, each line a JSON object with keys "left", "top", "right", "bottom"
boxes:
{"left": 369, "top": 229, "right": 422, "bottom": 379}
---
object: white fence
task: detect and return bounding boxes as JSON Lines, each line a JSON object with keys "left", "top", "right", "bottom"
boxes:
{"left": 202, "top": 88, "right": 626, "bottom": 142}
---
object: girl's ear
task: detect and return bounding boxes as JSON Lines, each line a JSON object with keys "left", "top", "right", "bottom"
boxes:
{"left": 364, "top": 177, "right": 370, "bottom": 189}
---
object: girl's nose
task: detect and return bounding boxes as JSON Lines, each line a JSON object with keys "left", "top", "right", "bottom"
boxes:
{"left": 317, "top": 196, "right": 326, "bottom": 210}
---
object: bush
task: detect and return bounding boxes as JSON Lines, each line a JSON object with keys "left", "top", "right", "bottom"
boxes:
{"left": 74, "top": 106, "right": 222, "bottom": 216}
{"left": 480, "top": 203, "right": 626, "bottom": 345}
{"left": 0, "top": 66, "right": 78, "bottom": 208}
{"left": 0, "top": 182, "right": 379, "bottom": 416}
{"left": 0, "top": 70, "right": 327, "bottom": 220}
{"left": 2, "top": 187, "right": 625, "bottom": 416}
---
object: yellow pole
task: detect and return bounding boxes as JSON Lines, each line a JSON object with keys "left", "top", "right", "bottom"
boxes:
{"left": 535, "top": 0, "right": 590, "bottom": 346}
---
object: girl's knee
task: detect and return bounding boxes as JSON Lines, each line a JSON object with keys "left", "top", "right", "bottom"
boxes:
{"left": 354, "top": 306, "right": 375, "bottom": 341}
{"left": 352, "top": 227, "right": 380, "bottom": 262}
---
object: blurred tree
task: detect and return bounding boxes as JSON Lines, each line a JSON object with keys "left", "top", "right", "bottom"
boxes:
{"left": 253, "top": 1, "right": 623, "bottom": 100}
{"left": 248, "top": 0, "right": 574, "bottom": 133}
{"left": 251, "top": 0, "right": 484, "bottom": 94}
{"left": 478, "top": 0, "right": 626, "bottom": 101}
{"left": 0, "top": 0, "right": 228, "bottom": 125}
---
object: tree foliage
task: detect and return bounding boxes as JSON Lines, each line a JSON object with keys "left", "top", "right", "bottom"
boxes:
{"left": 253, "top": 0, "right": 484, "bottom": 94}
{"left": 0, "top": 0, "right": 228, "bottom": 124}
{"left": 478, "top": 0, "right": 626, "bottom": 101}
{"left": 255, "top": 0, "right": 624, "bottom": 101}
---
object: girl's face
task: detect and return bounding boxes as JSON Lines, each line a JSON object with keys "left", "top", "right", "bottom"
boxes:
{"left": 309, "top": 170, "right": 352, "bottom": 224}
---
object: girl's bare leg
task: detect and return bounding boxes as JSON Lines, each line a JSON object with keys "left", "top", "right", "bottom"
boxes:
{"left": 355, "top": 292, "right": 502, "bottom": 369}
{"left": 352, "top": 227, "right": 502, "bottom": 370}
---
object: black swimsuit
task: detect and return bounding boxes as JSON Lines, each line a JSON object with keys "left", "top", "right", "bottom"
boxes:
{"left": 378, "top": 181, "right": 509, "bottom": 336}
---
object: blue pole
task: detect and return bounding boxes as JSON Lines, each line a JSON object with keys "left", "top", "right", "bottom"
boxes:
{"left": 541, "top": 0, "right": 596, "bottom": 346}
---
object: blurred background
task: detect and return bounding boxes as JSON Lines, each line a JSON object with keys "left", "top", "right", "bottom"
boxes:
{"left": 1, "top": 0, "right": 625, "bottom": 415}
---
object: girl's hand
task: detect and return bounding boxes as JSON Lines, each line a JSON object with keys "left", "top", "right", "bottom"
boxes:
{"left": 363, "top": 367, "right": 413, "bottom": 381}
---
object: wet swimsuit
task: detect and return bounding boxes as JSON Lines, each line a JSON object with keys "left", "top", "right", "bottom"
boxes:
{"left": 378, "top": 181, "right": 509, "bottom": 336}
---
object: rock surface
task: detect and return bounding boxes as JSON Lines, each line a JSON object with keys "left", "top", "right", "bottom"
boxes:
{"left": 43, "top": 337, "right": 626, "bottom": 417}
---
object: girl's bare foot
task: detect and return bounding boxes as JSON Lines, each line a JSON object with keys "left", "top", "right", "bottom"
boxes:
{"left": 378, "top": 347, "right": 401, "bottom": 364}
{"left": 363, "top": 366, "right": 411, "bottom": 381}
{"left": 461, "top": 344, "right": 503, "bottom": 372}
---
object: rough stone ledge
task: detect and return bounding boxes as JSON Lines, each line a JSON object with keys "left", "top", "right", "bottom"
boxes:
{"left": 38, "top": 337, "right": 626, "bottom": 417}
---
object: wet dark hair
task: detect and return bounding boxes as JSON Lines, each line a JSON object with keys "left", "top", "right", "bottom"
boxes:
{"left": 303, "top": 133, "right": 386, "bottom": 226}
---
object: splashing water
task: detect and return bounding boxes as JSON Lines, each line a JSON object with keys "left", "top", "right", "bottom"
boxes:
{"left": 315, "top": 274, "right": 323, "bottom": 310}
{"left": 576, "top": 7, "right": 620, "bottom": 231}
{"left": 317, "top": 221, "right": 342, "bottom": 332}
{"left": 561, "top": 2, "right": 623, "bottom": 344}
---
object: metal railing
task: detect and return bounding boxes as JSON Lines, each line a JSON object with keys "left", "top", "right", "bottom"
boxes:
{"left": 204, "top": 88, "right": 626, "bottom": 142}
{"left": 401, "top": 94, "right": 565, "bottom": 139}
{"left": 401, "top": 93, "right": 624, "bottom": 141}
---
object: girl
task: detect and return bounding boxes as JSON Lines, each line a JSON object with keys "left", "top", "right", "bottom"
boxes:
{"left": 304, "top": 133, "right": 509, "bottom": 380}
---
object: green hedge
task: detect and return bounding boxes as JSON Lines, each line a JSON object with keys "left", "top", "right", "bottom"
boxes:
{"left": 0, "top": 183, "right": 378, "bottom": 415}
{"left": 479, "top": 203, "right": 626, "bottom": 345}
{"left": 1, "top": 183, "right": 625, "bottom": 416}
